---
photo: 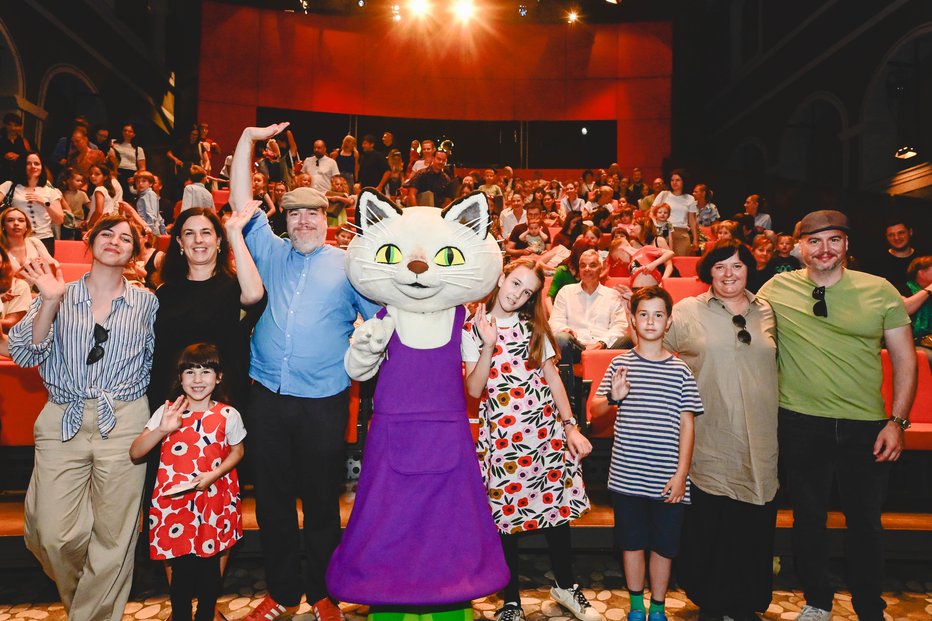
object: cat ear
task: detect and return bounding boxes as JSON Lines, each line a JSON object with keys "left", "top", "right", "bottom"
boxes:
{"left": 441, "top": 191, "right": 490, "bottom": 240}
{"left": 357, "top": 188, "right": 403, "bottom": 234}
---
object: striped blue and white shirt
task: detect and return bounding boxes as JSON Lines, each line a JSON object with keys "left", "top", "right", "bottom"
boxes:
{"left": 8, "top": 275, "right": 158, "bottom": 441}
{"left": 597, "top": 350, "right": 703, "bottom": 502}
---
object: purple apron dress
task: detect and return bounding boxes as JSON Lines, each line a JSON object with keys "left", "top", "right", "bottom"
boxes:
{"left": 327, "top": 306, "right": 509, "bottom": 606}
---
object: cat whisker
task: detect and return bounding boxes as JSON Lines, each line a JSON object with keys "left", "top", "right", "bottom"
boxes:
{"left": 441, "top": 274, "right": 484, "bottom": 282}
{"left": 358, "top": 275, "right": 396, "bottom": 283}
{"left": 440, "top": 278, "right": 474, "bottom": 289}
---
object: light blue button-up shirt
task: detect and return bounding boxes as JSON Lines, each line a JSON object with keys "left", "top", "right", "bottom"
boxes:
{"left": 244, "top": 211, "right": 379, "bottom": 398}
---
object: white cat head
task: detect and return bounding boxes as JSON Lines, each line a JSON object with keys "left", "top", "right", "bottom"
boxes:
{"left": 346, "top": 189, "right": 503, "bottom": 313}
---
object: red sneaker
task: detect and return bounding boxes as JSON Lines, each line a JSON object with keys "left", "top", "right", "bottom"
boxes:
{"left": 313, "top": 597, "right": 346, "bottom": 621}
{"left": 243, "top": 595, "right": 299, "bottom": 621}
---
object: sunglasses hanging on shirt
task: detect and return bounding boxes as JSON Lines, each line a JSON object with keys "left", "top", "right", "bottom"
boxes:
{"left": 731, "top": 314, "right": 752, "bottom": 345}
{"left": 86, "top": 323, "right": 110, "bottom": 365}
{"left": 812, "top": 286, "right": 828, "bottom": 317}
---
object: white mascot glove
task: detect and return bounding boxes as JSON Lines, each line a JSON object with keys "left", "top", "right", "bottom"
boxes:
{"left": 345, "top": 315, "right": 395, "bottom": 381}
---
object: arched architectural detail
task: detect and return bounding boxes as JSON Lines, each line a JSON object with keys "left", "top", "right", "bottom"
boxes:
{"left": 0, "top": 18, "right": 25, "bottom": 101}
{"left": 726, "top": 137, "right": 769, "bottom": 176}
{"left": 35, "top": 65, "right": 102, "bottom": 151}
{"left": 777, "top": 92, "right": 848, "bottom": 185}
{"left": 859, "top": 24, "right": 932, "bottom": 190}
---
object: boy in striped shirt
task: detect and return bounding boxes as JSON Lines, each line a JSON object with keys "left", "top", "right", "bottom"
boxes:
{"left": 591, "top": 286, "right": 703, "bottom": 621}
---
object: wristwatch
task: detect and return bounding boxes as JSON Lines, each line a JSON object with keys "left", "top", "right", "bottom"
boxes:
{"left": 561, "top": 416, "right": 578, "bottom": 428}
{"left": 44, "top": 200, "right": 50, "bottom": 207}
{"left": 606, "top": 395, "right": 623, "bottom": 407}
{"left": 889, "top": 415, "right": 911, "bottom": 431}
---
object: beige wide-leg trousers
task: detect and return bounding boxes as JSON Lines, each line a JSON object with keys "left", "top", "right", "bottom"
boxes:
{"left": 24, "top": 397, "right": 148, "bottom": 621}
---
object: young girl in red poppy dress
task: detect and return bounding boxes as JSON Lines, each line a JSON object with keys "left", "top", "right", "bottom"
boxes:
{"left": 130, "top": 343, "right": 245, "bottom": 621}
{"left": 463, "top": 258, "right": 600, "bottom": 621}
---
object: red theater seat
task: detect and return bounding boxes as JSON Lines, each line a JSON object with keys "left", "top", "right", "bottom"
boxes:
{"left": 155, "top": 235, "right": 171, "bottom": 252}
{"left": 0, "top": 361, "right": 47, "bottom": 446}
{"left": 672, "top": 256, "right": 701, "bottom": 278}
{"left": 327, "top": 227, "right": 337, "bottom": 241}
{"left": 578, "top": 349, "right": 627, "bottom": 437}
{"left": 881, "top": 349, "right": 932, "bottom": 450}
{"left": 212, "top": 189, "right": 230, "bottom": 209}
{"left": 662, "top": 277, "right": 709, "bottom": 303}
{"left": 56, "top": 262, "right": 90, "bottom": 283}
{"left": 54, "top": 240, "right": 91, "bottom": 264}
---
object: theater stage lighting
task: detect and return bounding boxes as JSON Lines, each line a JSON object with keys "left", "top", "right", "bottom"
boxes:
{"left": 409, "top": 0, "right": 429, "bottom": 16}
{"left": 567, "top": 10, "right": 578, "bottom": 23}
{"left": 453, "top": 0, "right": 475, "bottom": 21}
{"left": 895, "top": 146, "right": 918, "bottom": 159}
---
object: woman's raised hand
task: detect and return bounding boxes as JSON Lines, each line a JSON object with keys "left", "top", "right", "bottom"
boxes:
{"left": 19, "top": 258, "right": 65, "bottom": 302}
{"left": 225, "top": 200, "right": 260, "bottom": 234}
{"left": 474, "top": 303, "right": 498, "bottom": 349}
{"left": 240, "top": 123, "right": 290, "bottom": 145}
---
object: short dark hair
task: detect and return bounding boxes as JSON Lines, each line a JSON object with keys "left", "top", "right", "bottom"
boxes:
{"left": 87, "top": 215, "right": 141, "bottom": 258}
{"left": 362, "top": 134, "right": 377, "bottom": 145}
{"left": 159, "top": 208, "right": 234, "bottom": 287}
{"left": 189, "top": 165, "right": 207, "bottom": 183}
{"left": 884, "top": 217, "right": 911, "bottom": 231}
{"left": 168, "top": 342, "right": 230, "bottom": 403}
{"left": 3, "top": 113, "right": 22, "bottom": 125}
{"left": 698, "top": 239, "right": 755, "bottom": 284}
{"left": 630, "top": 285, "right": 673, "bottom": 315}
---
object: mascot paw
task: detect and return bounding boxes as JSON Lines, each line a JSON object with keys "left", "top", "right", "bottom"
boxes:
{"left": 352, "top": 315, "right": 396, "bottom": 356}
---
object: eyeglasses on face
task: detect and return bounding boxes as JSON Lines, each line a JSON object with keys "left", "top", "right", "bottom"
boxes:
{"left": 731, "top": 314, "right": 751, "bottom": 345}
{"left": 86, "top": 323, "right": 109, "bottom": 365}
{"left": 812, "top": 286, "right": 827, "bottom": 317}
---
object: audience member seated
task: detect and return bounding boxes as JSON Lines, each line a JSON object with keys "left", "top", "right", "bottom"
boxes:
{"left": 0, "top": 152, "right": 66, "bottom": 255}
{"left": 747, "top": 236, "right": 777, "bottom": 293}
{"left": 499, "top": 191, "right": 527, "bottom": 239}
{"left": 549, "top": 248, "right": 629, "bottom": 396}
{"left": 743, "top": 194, "right": 772, "bottom": 233}
{"left": 326, "top": 174, "right": 355, "bottom": 228}
{"left": 584, "top": 185, "right": 614, "bottom": 221}
{"left": 652, "top": 169, "right": 698, "bottom": 256}
{"left": 57, "top": 167, "right": 88, "bottom": 239}
{"left": 904, "top": 255, "right": 932, "bottom": 362}
{"left": 553, "top": 212, "right": 584, "bottom": 250}
{"left": 560, "top": 181, "right": 585, "bottom": 219}
{"left": 506, "top": 203, "right": 549, "bottom": 260}
{"left": 868, "top": 218, "right": 918, "bottom": 295}
{"left": 772, "top": 234, "right": 801, "bottom": 273}
{"left": 402, "top": 148, "right": 453, "bottom": 208}
{"left": 180, "top": 165, "right": 214, "bottom": 212}
{"left": 693, "top": 183, "right": 720, "bottom": 227}
{"left": 0, "top": 245, "right": 30, "bottom": 331}
{"left": 1, "top": 206, "right": 53, "bottom": 272}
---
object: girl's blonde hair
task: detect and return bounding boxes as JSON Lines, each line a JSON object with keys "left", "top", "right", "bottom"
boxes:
{"left": 481, "top": 258, "right": 558, "bottom": 369}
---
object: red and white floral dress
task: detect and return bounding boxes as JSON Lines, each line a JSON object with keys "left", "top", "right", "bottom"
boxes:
{"left": 148, "top": 402, "right": 245, "bottom": 560}
{"left": 463, "top": 313, "right": 590, "bottom": 535}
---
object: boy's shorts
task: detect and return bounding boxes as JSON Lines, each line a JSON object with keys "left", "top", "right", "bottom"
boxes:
{"left": 611, "top": 491, "right": 685, "bottom": 559}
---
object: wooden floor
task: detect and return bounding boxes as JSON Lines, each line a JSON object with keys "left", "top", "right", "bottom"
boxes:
{"left": 2, "top": 491, "right": 931, "bottom": 538}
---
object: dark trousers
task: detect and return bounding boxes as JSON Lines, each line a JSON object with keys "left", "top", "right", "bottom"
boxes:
{"left": 40, "top": 236, "right": 55, "bottom": 256}
{"left": 778, "top": 408, "right": 891, "bottom": 620}
{"left": 499, "top": 523, "right": 574, "bottom": 604}
{"left": 169, "top": 553, "right": 222, "bottom": 621}
{"left": 678, "top": 484, "right": 777, "bottom": 615}
{"left": 249, "top": 382, "right": 349, "bottom": 607}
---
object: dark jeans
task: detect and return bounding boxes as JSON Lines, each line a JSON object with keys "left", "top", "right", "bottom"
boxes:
{"left": 169, "top": 553, "right": 222, "bottom": 621}
{"left": 499, "top": 523, "right": 574, "bottom": 603}
{"left": 249, "top": 382, "right": 349, "bottom": 607}
{"left": 778, "top": 408, "right": 891, "bottom": 620}
{"left": 40, "top": 236, "right": 55, "bottom": 256}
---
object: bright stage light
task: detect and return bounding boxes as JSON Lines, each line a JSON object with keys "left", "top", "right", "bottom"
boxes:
{"left": 391, "top": 3, "right": 401, "bottom": 20}
{"left": 453, "top": 0, "right": 475, "bottom": 21}
{"left": 409, "top": 0, "right": 430, "bottom": 16}
{"left": 567, "top": 10, "right": 578, "bottom": 23}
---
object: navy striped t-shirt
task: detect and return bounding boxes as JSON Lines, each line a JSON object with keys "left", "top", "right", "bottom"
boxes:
{"left": 597, "top": 350, "right": 703, "bottom": 502}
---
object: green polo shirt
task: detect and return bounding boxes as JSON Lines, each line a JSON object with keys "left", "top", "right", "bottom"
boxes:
{"left": 757, "top": 269, "right": 910, "bottom": 420}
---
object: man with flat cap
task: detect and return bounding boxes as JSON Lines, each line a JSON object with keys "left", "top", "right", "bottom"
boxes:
{"left": 757, "top": 210, "right": 916, "bottom": 621}
{"left": 227, "top": 125, "right": 380, "bottom": 621}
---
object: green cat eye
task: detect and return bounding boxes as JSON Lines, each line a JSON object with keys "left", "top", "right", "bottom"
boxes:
{"left": 434, "top": 246, "right": 465, "bottom": 266}
{"left": 375, "top": 244, "right": 403, "bottom": 264}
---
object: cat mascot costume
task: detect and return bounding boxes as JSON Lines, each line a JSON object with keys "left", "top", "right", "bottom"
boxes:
{"left": 326, "top": 188, "right": 509, "bottom": 620}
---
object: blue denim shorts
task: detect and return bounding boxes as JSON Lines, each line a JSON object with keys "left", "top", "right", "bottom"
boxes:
{"left": 611, "top": 491, "right": 685, "bottom": 559}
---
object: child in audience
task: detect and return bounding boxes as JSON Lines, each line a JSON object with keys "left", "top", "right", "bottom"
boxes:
{"left": 335, "top": 228, "right": 354, "bottom": 249}
{"left": 135, "top": 171, "right": 167, "bottom": 235}
{"left": 519, "top": 217, "right": 550, "bottom": 255}
{"left": 649, "top": 203, "right": 674, "bottom": 247}
{"left": 772, "top": 234, "right": 801, "bottom": 273}
{"left": 57, "top": 167, "right": 89, "bottom": 239}
{"left": 463, "top": 258, "right": 599, "bottom": 621}
{"left": 87, "top": 163, "right": 118, "bottom": 227}
{"left": 747, "top": 236, "right": 776, "bottom": 293}
{"left": 130, "top": 343, "right": 245, "bottom": 621}
{"left": 591, "top": 286, "right": 702, "bottom": 621}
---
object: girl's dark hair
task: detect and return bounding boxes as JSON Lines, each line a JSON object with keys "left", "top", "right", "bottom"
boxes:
{"left": 158, "top": 208, "right": 234, "bottom": 286}
{"left": 697, "top": 239, "right": 755, "bottom": 285}
{"left": 11, "top": 151, "right": 50, "bottom": 187}
{"left": 87, "top": 214, "right": 141, "bottom": 258}
{"left": 559, "top": 212, "right": 584, "bottom": 241}
{"left": 565, "top": 238, "right": 597, "bottom": 276}
{"left": 630, "top": 285, "right": 673, "bottom": 315}
{"left": 167, "top": 342, "right": 230, "bottom": 403}
{"left": 669, "top": 167, "right": 689, "bottom": 191}
{"left": 88, "top": 164, "right": 116, "bottom": 198}
{"left": 56, "top": 166, "right": 82, "bottom": 192}
{"left": 481, "top": 258, "right": 557, "bottom": 369}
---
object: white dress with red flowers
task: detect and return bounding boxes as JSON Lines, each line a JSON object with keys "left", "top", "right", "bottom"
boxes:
{"left": 148, "top": 402, "right": 245, "bottom": 560}
{"left": 463, "top": 313, "right": 589, "bottom": 534}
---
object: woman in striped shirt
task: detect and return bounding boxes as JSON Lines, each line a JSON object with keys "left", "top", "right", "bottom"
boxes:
{"left": 9, "top": 214, "right": 158, "bottom": 621}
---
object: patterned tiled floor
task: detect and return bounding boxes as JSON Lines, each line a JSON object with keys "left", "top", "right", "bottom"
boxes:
{"left": 0, "top": 555, "right": 930, "bottom": 621}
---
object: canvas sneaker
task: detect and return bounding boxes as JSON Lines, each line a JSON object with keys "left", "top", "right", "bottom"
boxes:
{"left": 550, "top": 584, "right": 603, "bottom": 621}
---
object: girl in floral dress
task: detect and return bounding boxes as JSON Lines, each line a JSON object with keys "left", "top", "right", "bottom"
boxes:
{"left": 463, "top": 258, "right": 601, "bottom": 621}
{"left": 130, "top": 343, "right": 245, "bottom": 621}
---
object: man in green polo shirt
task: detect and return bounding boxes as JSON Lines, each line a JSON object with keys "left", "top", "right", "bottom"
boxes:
{"left": 758, "top": 210, "right": 916, "bottom": 621}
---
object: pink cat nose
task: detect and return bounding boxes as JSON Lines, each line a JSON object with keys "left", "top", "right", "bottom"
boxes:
{"left": 408, "top": 260, "right": 429, "bottom": 275}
